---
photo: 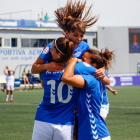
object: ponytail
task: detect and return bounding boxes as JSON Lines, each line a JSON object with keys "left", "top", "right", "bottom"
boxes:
{"left": 86, "top": 48, "right": 116, "bottom": 71}
{"left": 100, "top": 48, "right": 116, "bottom": 72}
{"left": 54, "top": 37, "right": 74, "bottom": 64}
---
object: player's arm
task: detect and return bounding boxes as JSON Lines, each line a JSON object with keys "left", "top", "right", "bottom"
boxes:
{"left": 4, "top": 67, "right": 7, "bottom": 74}
{"left": 31, "top": 56, "right": 65, "bottom": 74}
{"left": 106, "top": 85, "right": 117, "bottom": 95}
{"left": 94, "top": 68, "right": 110, "bottom": 85}
{"left": 100, "top": 76, "right": 110, "bottom": 85}
{"left": 9, "top": 70, "right": 15, "bottom": 74}
{"left": 4, "top": 66, "right": 8, "bottom": 74}
{"left": 62, "top": 57, "right": 86, "bottom": 88}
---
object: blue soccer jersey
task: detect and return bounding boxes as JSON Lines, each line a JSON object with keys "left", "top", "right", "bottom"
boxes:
{"left": 130, "top": 43, "right": 140, "bottom": 53}
{"left": 35, "top": 61, "right": 96, "bottom": 126}
{"left": 39, "top": 41, "right": 90, "bottom": 61}
{"left": 102, "top": 72, "right": 109, "bottom": 105}
{"left": 35, "top": 65, "right": 80, "bottom": 125}
{"left": 75, "top": 64, "right": 110, "bottom": 140}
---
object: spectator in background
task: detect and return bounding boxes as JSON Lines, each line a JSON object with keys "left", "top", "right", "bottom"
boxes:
{"left": 3, "top": 84, "right": 6, "bottom": 92}
{"left": 22, "top": 69, "right": 30, "bottom": 86}
{"left": 27, "top": 70, "right": 34, "bottom": 89}
{"left": 130, "top": 34, "right": 140, "bottom": 53}
{"left": 4, "top": 65, "right": 15, "bottom": 102}
{"left": 44, "top": 13, "right": 49, "bottom": 20}
{"left": 27, "top": 70, "right": 32, "bottom": 78}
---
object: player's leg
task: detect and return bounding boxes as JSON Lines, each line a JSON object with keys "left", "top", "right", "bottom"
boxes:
{"left": 10, "top": 85, "right": 14, "bottom": 102}
{"left": 53, "top": 124, "right": 74, "bottom": 140}
{"left": 32, "top": 120, "right": 54, "bottom": 140}
{"left": 23, "top": 78, "right": 26, "bottom": 85}
{"left": 26, "top": 77, "right": 30, "bottom": 85}
{"left": 5, "top": 85, "right": 10, "bottom": 102}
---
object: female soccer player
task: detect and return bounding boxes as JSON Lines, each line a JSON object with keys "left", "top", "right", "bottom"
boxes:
{"left": 62, "top": 48, "right": 116, "bottom": 140}
{"left": 4, "top": 65, "right": 15, "bottom": 102}
{"left": 100, "top": 72, "right": 117, "bottom": 120}
{"left": 31, "top": 0, "right": 100, "bottom": 75}
{"left": 31, "top": 37, "right": 96, "bottom": 140}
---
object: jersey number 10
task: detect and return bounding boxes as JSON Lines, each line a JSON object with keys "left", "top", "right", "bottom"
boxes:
{"left": 47, "top": 80, "right": 73, "bottom": 104}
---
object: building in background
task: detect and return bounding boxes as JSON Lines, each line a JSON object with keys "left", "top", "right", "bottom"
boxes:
{"left": 98, "top": 26, "right": 140, "bottom": 76}
{"left": 0, "top": 19, "right": 97, "bottom": 78}
{"left": 98, "top": 26, "right": 140, "bottom": 87}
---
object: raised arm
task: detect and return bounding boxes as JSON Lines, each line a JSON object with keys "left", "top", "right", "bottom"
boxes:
{"left": 61, "top": 57, "right": 86, "bottom": 88}
{"left": 31, "top": 57, "right": 65, "bottom": 74}
{"left": 9, "top": 70, "right": 15, "bottom": 74}
{"left": 4, "top": 66, "right": 8, "bottom": 74}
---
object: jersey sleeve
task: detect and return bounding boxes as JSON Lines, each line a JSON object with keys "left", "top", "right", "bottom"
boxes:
{"left": 80, "top": 42, "right": 90, "bottom": 57}
{"left": 39, "top": 42, "right": 53, "bottom": 62}
{"left": 80, "top": 74, "right": 96, "bottom": 89}
{"left": 73, "top": 41, "right": 90, "bottom": 59}
{"left": 75, "top": 61, "right": 96, "bottom": 75}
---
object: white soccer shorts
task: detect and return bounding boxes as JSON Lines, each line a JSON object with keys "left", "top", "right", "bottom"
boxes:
{"left": 99, "top": 136, "right": 111, "bottom": 140}
{"left": 6, "top": 85, "right": 14, "bottom": 91}
{"left": 100, "top": 104, "right": 109, "bottom": 118}
{"left": 32, "top": 120, "right": 74, "bottom": 140}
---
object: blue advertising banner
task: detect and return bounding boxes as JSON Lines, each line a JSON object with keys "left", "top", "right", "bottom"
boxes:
{"left": 109, "top": 76, "right": 140, "bottom": 87}
{"left": 0, "top": 19, "right": 59, "bottom": 28}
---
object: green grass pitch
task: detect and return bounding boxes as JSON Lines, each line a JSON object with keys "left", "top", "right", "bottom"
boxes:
{"left": 0, "top": 86, "right": 140, "bottom": 140}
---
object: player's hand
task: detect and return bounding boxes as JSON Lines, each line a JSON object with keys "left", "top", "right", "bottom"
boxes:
{"left": 112, "top": 90, "right": 117, "bottom": 95}
{"left": 94, "top": 68, "right": 105, "bottom": 79}
{"left": 70, "top": 57, "right": 78, "bottom": 63}
{"left": 6, "top": 65, "right": 8, "bottom": 69}
{"left": 47, "top": 62, "right": 65, "bottom": 72}
{"left": 77, "top": 59, "right": 82, "bottom": 62}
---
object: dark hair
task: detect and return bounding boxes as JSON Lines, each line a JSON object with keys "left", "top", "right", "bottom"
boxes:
{"left": 8, "top": 70, "right": 11, "bottom": 74}
{"left": 86, "top": 48, "right": 116, "bottom": 72}
{"left": 54, "top": 0, "right": 99, "bottom": 35}
{"left": 54, "top": 37, "right": 74, "bottom": 64}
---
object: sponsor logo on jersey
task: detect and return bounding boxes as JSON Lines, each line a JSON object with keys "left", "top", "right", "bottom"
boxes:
{"left": 42, "top": 46, "right": 49, "bottom": 54}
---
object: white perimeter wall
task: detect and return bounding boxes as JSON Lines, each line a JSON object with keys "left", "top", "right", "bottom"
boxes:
{"left": 97, "top": 26, "right": 140, "bottom": 75}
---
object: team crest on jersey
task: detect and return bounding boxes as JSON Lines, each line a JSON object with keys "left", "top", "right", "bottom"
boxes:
{"left": 42, "top": 46, "right": 49, "bottom": 54}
